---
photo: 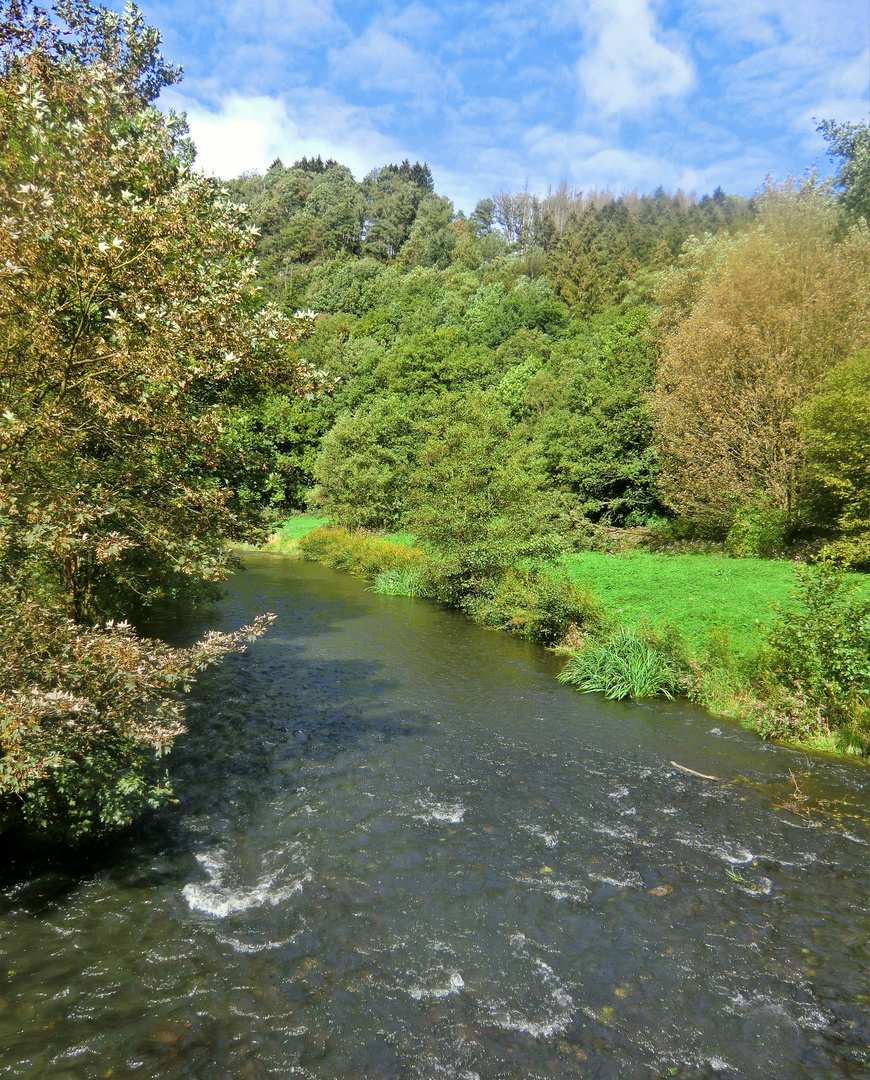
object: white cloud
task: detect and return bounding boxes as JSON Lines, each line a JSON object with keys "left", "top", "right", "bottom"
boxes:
{"left": 694, "top": 0, "right": 866, "bottom": 50}
{"left": 162, "top": 91, "right": 401, "bottom": 180}
{"left": 569, "top": 0, "right": 694, "bottom": 116}
{"left": 329, "top": 27, "right": 441, "bottom": 96}
{"left": 225, "top": 0, "right": 345, "bottom": 43}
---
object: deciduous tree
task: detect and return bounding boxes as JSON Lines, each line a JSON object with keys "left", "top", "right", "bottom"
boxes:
{"left": 651, "top": 180, "right": 870, "bottom": 531}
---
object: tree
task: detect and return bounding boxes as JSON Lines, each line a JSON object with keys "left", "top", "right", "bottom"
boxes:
{"left": 362, "top": 165, "right": 426, "bottom": 258}
{"left": 404, "top": 392, "right": 564, "bottom": 593}
{"left": 798, "top": 352, "right": 870, "bottom": 567}
{"left": 818, "top": 119, "right": 870, "bottom": 222}
{"left": 650, "top": 180, "right": 870, "bottom": 531}
{"left": 0, "top": 0, "right": 302, "bottom": 839}
{"left": 396, "top": 192, "right": 456, "bottom": 268}
{"left": 310, "top": 394, "right": 420, "bottom": 530}
{"left": 0, "top": 2, "right": 312, "bottom": 621}
{"left": 528, "top": 310, "right": 661, "bottom": 525}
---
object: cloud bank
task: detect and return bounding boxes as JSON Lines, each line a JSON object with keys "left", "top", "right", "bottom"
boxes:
{"left": 135, "top": 0, "right": 868, "bottom": 212}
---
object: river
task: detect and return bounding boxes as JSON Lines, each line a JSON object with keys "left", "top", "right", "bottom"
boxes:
{"left": 1, "top": 555, "right": 868, "bottom": 1079}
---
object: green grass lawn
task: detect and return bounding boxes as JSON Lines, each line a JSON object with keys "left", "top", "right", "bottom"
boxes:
{"left": 382, "top": 531, "right": 418, "bottom": 547}
{"left": 232, "top": 514, "right": 329, "bottom": 553}
{"left": 274, "top": 514, "right": 330, "bottom": 543}
{"left": 560, "top": 551, "right": 803, "bottom": 657}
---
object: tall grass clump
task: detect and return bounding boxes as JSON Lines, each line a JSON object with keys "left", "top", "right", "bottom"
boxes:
{"left": 369, "top": 568, "right": 431, "bottom": 597}
{"left": 296, "top": 527, "right": 434, "bottom": 583}
{"left": 558, "top": 627, "right": 682, "bottom": 700}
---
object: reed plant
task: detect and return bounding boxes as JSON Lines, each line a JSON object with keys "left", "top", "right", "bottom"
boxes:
{"left": 558, "top": 627, "right": 682, "bottom": 700}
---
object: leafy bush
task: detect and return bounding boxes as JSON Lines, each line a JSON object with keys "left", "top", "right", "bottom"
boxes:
{"left": 558, "top": 627, "right": 682, "bottom": 700}
{"left": 0, "top": 590, "right": 273, "bottom": 842}
{"left": 765, "top": 562, "right": 870, "bottom": 743}
{"left": 725, "top": 495, "right": 789, "bottom": 557}
{"left": 468, "top": 568, "right": 608, "bottom": 644}
{"left": 745, "top": 687, "right": 838, "bottom": 752}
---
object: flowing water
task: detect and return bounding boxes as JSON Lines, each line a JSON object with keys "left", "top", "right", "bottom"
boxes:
{"left": 1, "top": 556, "right": 868, "bottom": 1079}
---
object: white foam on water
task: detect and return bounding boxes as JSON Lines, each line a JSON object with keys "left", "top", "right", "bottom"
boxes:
{"left": 608, "top": 785, "right": 630, "bottom": 799}
{"left": 490, "top": 1010, "right": 572, "bottom": 1039}
{"left": 676, "top": 836, "right": 755, "bottom": 865}
{"left": 548, "top": 884, "right": 590, "bottom": 903}
{"left": 588, "top": 871, "right": 644, "bottom": 890}
{"left": 414, "top": 799, "right": 466, "bottom": 824}
{"left": 183, "top": 849, "right": 311, "bottom": 918}
{"left": 727, "top": 991, "right": 827, "bottom": 1032}
{"left": 216, "top": 934, "right": 296, "bottom": 954}
{"left": 592, "top": 822, "right": 637, "bottom": 841}
{"left": 516, "top": 871, "right": 590, "bottom": 903}
{"left": 837, "top": 829, "right": 870, "bottom": 846}
{"left": 408, "top": 969, "right": 465, "bottom": 1000}
{"left": 736, "top": 876, "right": 773, "bottom": 897}
{"left": 485, "top": 935, "right": 576, "bottom": 1039}
{"left": 520, "top": 823, "right": 559, "bottom": 848}
{"left": 49, "top": 1043, "right": 94, "bottom": 1065}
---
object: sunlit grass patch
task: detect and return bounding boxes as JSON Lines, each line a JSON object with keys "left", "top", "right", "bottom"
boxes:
{"left": 560, "top": 551, "right": 803, "bottom": 657}
{"left": 382, "top": 531, "right": 418, "bottom": 547}
{"left": 276, "top": 515, "right": 330, "bottom": 543}
{"left": 233, "top": 515, "right": 330, "bottom": 554}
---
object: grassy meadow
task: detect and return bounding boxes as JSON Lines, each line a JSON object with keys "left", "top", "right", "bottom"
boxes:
{"left": 559, "top": 551, "right": 800, "bottom": 656}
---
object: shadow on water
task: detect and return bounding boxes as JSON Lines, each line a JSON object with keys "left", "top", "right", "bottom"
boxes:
{"left": 167, "top": 652, "right": 435, "bottom": 822}
{"left": 1, "top": 558, "right": 414, "bottom": 904}
{"left": 1, "top": 650, "right": 437, "bottom": 917}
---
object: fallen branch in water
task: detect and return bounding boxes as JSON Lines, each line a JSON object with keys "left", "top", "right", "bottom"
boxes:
{"left": 670, "top": 761, "right": 723, "bottom": 781}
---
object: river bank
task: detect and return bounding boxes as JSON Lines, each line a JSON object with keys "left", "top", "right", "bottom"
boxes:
{"left": 245, "top": 517, "right": 870, "bottom": 760}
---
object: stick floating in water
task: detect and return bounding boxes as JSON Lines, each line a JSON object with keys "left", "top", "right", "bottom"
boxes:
{"left": 669, "top": 761, "right": 723, "bottom": 781}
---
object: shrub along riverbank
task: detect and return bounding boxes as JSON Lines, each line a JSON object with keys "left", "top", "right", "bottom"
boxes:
{"left": 265, "top": 518, "right": 870, "bottom": 759}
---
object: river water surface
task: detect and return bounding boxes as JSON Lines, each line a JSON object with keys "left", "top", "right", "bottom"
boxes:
{"left": 1, "top": 556, "right": 868, "bottom": 1079}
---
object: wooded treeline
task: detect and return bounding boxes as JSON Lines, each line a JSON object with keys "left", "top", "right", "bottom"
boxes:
{"left": 225, "top": 151, "right": 868, "bottom": 570}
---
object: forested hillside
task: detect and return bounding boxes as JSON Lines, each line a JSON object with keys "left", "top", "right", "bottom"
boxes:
{"left": 223, "top": 152, "right": 867, "bottom": 569}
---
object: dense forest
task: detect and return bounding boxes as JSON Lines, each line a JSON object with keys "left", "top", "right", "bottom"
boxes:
{"left": 223, "top": 154, "right": 867, "bottom": 559}
{"left": 1, "top": 1, "right": 868, "bottom": 844}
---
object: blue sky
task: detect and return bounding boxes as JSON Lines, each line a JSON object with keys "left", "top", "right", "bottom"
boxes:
{"left": 132, "top": 0, "right": 868, "bottom": 212}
